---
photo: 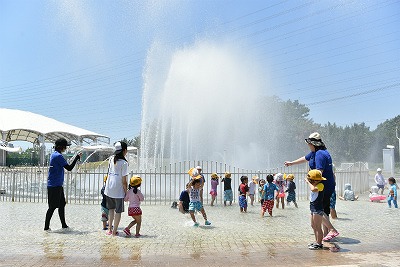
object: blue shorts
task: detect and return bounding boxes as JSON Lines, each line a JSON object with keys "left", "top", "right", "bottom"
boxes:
{"left": 224, "top": 189, "right": 233, "bottom": 201}
{"left": 286, "top": 192, "right": 296, "bottom": 203}
{"left": 239, "top": 195, "right": 247, "bottom": 208}
{"left": 189, "top": 201, "right": 203, "bottom": 212}
{"left": 377, "top": 184, "right": 384, "bottom": 189}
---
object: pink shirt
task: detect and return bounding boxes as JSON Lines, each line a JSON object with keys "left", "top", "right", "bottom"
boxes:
{"left": 124, "top": 188, "right": 144, "bottom": 208}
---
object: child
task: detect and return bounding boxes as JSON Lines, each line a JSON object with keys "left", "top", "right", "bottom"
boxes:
{"left": 274, "top": 173, "right": 285, "bottom": 209}
{"left": 375, "top": 168, "right": 386, "bottom": 195}
{"left": 305, "top": 169, "right": 326, "bottom": 250}
{"left": 221, "top": 172, "right": 233, "bottom": 206}
{"left": 338, "top": 183, "right": 359, "bottom": 201}
{"left": 285, "top": 174, "right": 298, "bottom": 208}
{"left": 248, "top": 176, "right": 258, "bottom": 206}
{"left": 101, "top": 175, "right": 109, "bottom": 230}
{"left": 261, "top": 174, "right": 279, "bottom": 217}
{"left": 178, "top": 183, "right": 190, "bottom": 213}
{"left": 369, "top": 186, "right": 386, "bottom": 202}
{"left": 387, "top": 177, "right": 398, "bottom": 208}
{"left": 123, "top": 176, "right": 144, "bottom": 237}
{"left": 188, "top": 178, "right": 211, "bottom": 226}
{"left": 210, "top": 173, "right": 219, "bottom": 206}
{"left": 238, "top": 176, "right": 249, "bottom": 212}
{"left": 258, "top": 179, "right": 266, "bottom": 206}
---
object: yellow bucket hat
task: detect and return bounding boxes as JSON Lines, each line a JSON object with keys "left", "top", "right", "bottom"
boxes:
{"left": 286, "top": 174, "right": 295, "bottom": 180}
{"left": 130, "top": 176, "right": 142, "bottom": 187}
{"left": 211, "top": 173, "right": 219, "bottom": 179}
{"left": 307, "top": 170, "right": 326, "bottom": 181}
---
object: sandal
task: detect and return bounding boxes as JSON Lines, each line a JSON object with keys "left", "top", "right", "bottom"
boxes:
{"left": 123, "top": 228, "right": 131, "bottom": 236}
{"left": 323, "top": 231, "right": 339, "bottom": 241}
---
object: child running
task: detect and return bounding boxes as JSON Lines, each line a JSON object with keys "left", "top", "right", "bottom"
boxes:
{"left": 123, "top": 176, "right": 144, "bottom": 237}
{"left": 210, "top": 173, "right": 219, "bottom": 206}
{"left": 261, "top": 174, "right": 279, "bottom": 217}
{"left": 101, "top": 175, "right": 109, "bottom": 230}
{"left": 387, "top": 177, "right": 398, "bottom": 208}
{"left": 275, "top": 173, "right": 285, "bottom": 209}
{"left": 189, "top": 178, "right": 211, "bottom": 226}
{"left": 222, "top": 172, "right": 233, "bottom": 206}
{"left": 305, "top": 169, "right": 326, "bottom": 250}
{"left": 238, "top": 176, "right": 249, "bottom": 213}
{"left": 285, "top": 174, "right": 298, "bottom": 208}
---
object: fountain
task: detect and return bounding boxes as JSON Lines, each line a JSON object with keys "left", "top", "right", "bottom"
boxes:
{"left": 140, "top": 40, "right": 281, "bottom": 170}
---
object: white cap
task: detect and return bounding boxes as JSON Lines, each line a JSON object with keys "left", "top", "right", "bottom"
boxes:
{"left": 196, "top": 166, "right": 202, "bottom": 170}
{"left": 114, "top": 142, "right": 122, "bottom": 154}
{"left": 377, "top": 168, "right": 382, "bottom": 172}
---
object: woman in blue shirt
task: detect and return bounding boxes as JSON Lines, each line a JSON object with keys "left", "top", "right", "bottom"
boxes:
{"left": 284, "top": 132, "right": 339, "bottom": 241}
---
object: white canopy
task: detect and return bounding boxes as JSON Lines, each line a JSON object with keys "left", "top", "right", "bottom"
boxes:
{"left": 0, "top": 108, "right": 109, "bottom": 145}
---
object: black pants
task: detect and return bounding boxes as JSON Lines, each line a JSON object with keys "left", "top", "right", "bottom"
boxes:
{"left": 44, "top": 186, "right": 67, "bottom": 230}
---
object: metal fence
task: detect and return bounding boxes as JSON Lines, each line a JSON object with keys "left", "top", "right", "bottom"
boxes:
{"left": 0, "top": 161, "right": 370, "bottom": 205}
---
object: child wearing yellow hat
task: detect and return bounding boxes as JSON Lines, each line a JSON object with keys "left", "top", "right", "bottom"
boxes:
{"left": 210, "top": 173, "right": 219, "bottom": 206}
{"left": 305, "top": 170, "right": 326, "bottom": 250}
{"left": 100, "top": 175, "right": 109, "bottom": 230}
{"left": 285, "top": 174, "right": 298, "bottom": 208}
{"left": 123, "top": 176, "right": 144, "bottom": 237}
{"left": 221, "top": 172, "right": 233, "bottom": 206}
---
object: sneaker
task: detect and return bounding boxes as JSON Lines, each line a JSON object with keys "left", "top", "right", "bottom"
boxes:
{"left": 123, "top": 228, "right": 131, "bottom": 236}
{"left": 103, "top": 227, "right": 108, "bottom": 231}
{"left": 134, "top": 234, "right": 141, "bottom": 238}
{"left": 106, "top": 231, "right": 113, "bottom": 236}
{"left": 205, "top": 220, "right": 211, "bottom": 226}
{"left": 44, "top": 228, "right": 52, "bottom": 232}
{"left": 193, "top": 222, "right": 200, "bottom": 227}
{"left": 323, "top": 231, "right": 340, "bottom": 242}
{"left": 308, "top": 243, "right": 323, "bottom": 250}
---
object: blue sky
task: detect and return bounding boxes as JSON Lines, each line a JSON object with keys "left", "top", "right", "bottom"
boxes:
{"left": 1, "top": 0, "right": 399, "bottom": 147}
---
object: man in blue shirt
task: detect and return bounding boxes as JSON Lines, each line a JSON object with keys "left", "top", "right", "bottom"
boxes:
{"left": 44, "top": 138, "right": 81, "bottom": 231}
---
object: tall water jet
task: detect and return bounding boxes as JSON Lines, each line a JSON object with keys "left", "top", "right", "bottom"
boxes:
{"left": 140, "top": 40, "right": 280, "bottom": 169}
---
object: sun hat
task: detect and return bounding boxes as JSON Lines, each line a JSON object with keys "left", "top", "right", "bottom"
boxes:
{"left": 305, "top": 132, "right": 325, "bottom": 147}
{"left": 129, "top": 176, "right": 142, "bottom": 187}
{"left": 55, "top": 138, "right": 71, "bottom": 147}
{"left": 252, "top": 176, "right": 259, "bottom": 182}
{"left": 211, "top": 173, "right": 219, "bottom": 179}
{"left": 275, "top": 173, "right": 284, "bottom": 181}
{"left": 377, "top": 168, "right": 382, "bottom": 172}
{"left": 307, "top": 169, "right": 326, "bottom": 181}
{"left": 286, "top": 174, "right": 295, "bottom": 180}
{"left": 224, "top": 172, "right": 231, "bottom": 178}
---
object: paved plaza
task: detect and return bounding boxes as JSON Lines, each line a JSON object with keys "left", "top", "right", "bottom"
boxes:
{"left": 0, "top": 192, "right": 399, "bottom": 267}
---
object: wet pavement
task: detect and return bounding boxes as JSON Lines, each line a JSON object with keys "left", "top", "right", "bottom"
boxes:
{"left": 0, "top": 192, "right": 399, "bottom": 267}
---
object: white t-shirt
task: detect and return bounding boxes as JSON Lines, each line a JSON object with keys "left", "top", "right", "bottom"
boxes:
{"left": 189, "top": 188, "right": 201, "bottom": 202}
{"left": 104, "top": 157, "right": 129, "bottom": 198}
{"left": 248, "top": 181, "right": 257, "bottom": 195}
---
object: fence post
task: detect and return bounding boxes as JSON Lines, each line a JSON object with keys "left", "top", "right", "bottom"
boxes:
{"left": 12, "top": 170, "right": 16, "bottom": 202}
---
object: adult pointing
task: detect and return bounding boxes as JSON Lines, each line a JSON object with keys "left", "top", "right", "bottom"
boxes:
{"left": 284, "top": 132, "right": 339, "bottom": 241}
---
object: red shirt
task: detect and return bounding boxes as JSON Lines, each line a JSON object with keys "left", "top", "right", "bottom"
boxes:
{"left": 239, "top": 183, "right": 248, "bottom": 195}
